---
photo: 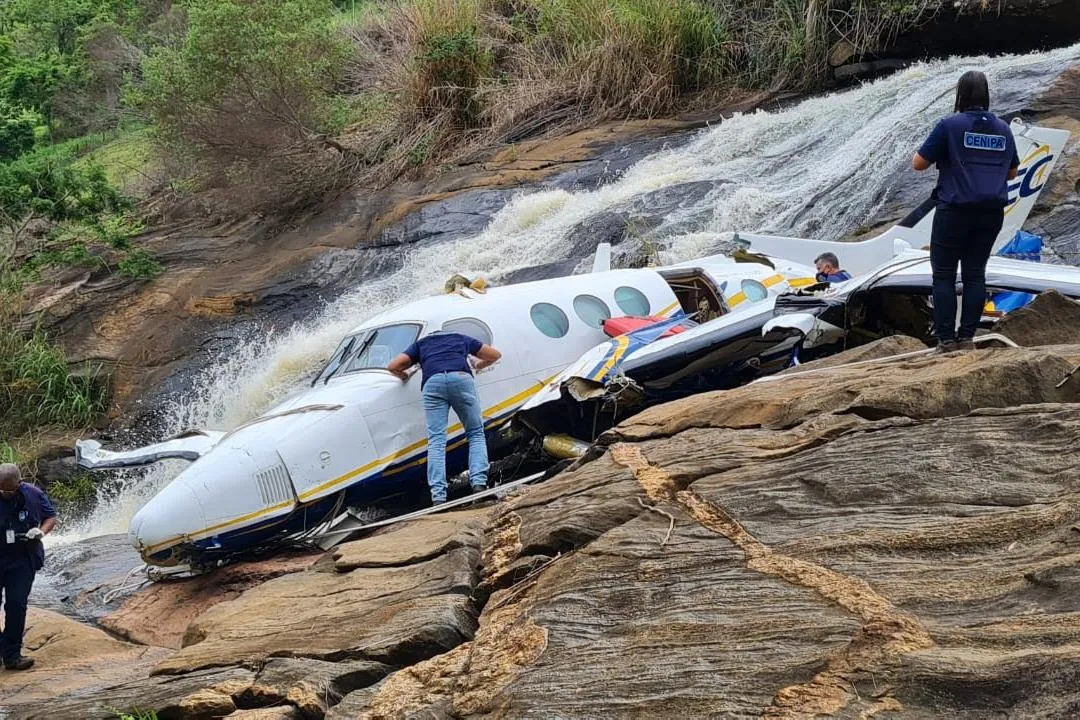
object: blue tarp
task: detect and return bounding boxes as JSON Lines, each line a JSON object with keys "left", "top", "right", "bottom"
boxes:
{"left": 989, "top": 230, "right": 1043, "bottom": 313}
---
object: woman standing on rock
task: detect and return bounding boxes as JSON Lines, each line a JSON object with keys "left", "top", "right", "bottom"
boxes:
{"left": 912, "top": 70, "right": 1020, "bottom": 352}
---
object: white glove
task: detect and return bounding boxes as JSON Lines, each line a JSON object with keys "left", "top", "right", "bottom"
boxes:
{"left": 25, "top": 528, "right": 43, "bottom": 541}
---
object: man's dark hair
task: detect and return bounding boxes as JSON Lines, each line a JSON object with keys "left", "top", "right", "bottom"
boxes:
{"left": 814, "top": 252, "right": 840, "bottom": 268}
{"left": 954, "top": 71, "right": 991, "bottom": 113}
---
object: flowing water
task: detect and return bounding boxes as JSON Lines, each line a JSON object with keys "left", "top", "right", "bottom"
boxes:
{"left": 51, "top": 44, "right": 1080, "bottom": 546}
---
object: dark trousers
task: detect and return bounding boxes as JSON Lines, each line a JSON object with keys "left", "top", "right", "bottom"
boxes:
{"left": 0, "top": 556, "right": 35, "bottom": 660}
{"left": 930, "top": 206, "right": 1004, "bottom": 342}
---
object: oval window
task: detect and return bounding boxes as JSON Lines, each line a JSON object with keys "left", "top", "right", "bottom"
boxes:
{"left": 573, "top": 295, "right": 611, "bottom": 329}
{"left": 741, "top": 278, "right": 769, "bottom": 302}
{"left": 530, "top": 303, "right": 570, "bottom": 339}
{"left": 614, "top": 286, "right": 651, "bottom": 316}
{"left": 442, "top": 317, "right": 493, "bottom": 346}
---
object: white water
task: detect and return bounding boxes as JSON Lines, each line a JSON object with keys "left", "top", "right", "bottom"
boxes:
{"left": 53, "top": 44, "right": 1080, "bottom": 544}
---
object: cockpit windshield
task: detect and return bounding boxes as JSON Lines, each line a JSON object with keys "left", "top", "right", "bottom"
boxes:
{"left": 312, "top": 323, "right": 422, "bottom": 385}
{"left": 313, "top": 334, "right": 360, "bottom": 386}
{"left": 342, "top": 323, "right": 420, "bottom": 373}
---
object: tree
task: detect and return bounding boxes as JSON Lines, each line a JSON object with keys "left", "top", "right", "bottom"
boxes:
{"left": 0, "top": 148, "right": 124, "bottom": 266}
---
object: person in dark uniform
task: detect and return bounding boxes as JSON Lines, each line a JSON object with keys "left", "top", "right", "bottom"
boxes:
{"left": 386, "top": 332, "right": 502, "bottom": 505}
{"left": 912, "top": 70, "right": 1019, "bottom": 352}
{"left": 0, "top": 463, "right": 56, "bottom": 670}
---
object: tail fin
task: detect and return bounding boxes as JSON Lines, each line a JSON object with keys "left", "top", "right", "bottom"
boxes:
{"left": 901, "top": 120, "right": 1070, "bottom": 253}
{"left": 998, "top": 120, "right": 1071, "bottom": 250}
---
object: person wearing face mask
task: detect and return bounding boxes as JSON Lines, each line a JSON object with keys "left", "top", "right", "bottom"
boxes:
{"left": 0, "top": 463, "right": 57, "bottom": 671}
{"left": 913, "top": 70, "right": 1020, "bottom": 352}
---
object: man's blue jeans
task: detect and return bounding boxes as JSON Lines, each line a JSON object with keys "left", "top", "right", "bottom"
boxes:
{"left": 422, "top": 372, "right": 489, "bottom": 503}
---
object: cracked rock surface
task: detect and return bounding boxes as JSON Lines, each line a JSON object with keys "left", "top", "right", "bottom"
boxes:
{"left": 12, "top": 319, "right": 1080, "bottom": 719}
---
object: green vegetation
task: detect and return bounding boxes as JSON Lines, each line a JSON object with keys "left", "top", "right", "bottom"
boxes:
{"left": 0, "top": 325, "right": 109, "bottom": 438}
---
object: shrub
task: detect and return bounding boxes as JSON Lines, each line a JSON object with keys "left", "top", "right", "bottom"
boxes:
{"left": 142, "top": 0, "right": 355, "bottom": 210}
{"left": 117, "top": 247, "right": 161, "bottom": 279}
{"left": 0, "top": 325, "right": 109, "bottom": 437}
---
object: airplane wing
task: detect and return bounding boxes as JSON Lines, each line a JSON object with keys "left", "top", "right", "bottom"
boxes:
{"left": 75, "top": 430, "right": 226, "bottom": 470}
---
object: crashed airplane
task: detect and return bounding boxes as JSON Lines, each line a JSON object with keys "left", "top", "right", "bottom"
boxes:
{"left": 77, "top": 119, "right": 1080, "bottom": 569}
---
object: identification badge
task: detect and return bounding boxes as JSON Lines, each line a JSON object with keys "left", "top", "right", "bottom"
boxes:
{"left": 964, "top": 132, "right": 1006, "bottom": 151}
{"left": 5, "top": 530, "right": 13, "bottom": 544}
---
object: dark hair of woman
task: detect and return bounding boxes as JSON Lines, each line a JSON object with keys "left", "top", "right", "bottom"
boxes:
{"left": 954, "top": 70, "right": 991, "bottom": 113}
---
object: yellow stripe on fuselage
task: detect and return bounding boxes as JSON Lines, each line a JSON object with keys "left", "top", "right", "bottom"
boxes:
{"left": 144, "top": 377, "right": 556, "bottom": 555}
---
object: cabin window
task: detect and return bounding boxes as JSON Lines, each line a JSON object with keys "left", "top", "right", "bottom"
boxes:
{"left": 343, "top": 323, "right": 421, "bottom": 373}
{"left": 614, "top": 286, "right": 651, "bottom": 316}
{"left": 740, "top": 279, "right": 768, "bottom": 302}
{"left": 442, "top": 318, "right": 493, "bottom": 345}
{"left": 573, "top": 295, "right": 611, "bottom": 329}
{"left": 530, "top": 302, "right": 570, "bottom": 338}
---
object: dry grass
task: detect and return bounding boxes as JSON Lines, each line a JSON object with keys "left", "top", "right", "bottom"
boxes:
{"left": 338, "top": 0, "right": 942, "bottom": 184}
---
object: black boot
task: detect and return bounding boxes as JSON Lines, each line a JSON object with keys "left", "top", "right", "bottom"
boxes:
{"left": 3, "top": 656, "right": 34, "bottom": 670}
{"left": 934, "top": 339, "right": 958, "bottom": 353}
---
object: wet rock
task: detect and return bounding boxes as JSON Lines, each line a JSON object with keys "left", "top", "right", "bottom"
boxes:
{"left": 152, "top": 514, "right": 486, "bottom": 676}
{"left": 35, "top": 534, "right": 145, "bottom": 622}
{"left": 991, "top": 289, "right": 1080, "bottom": 346}
{"left": 375, "top": 189, "right": 515, "bottom": 247}
{"left": 101, "top": 552, "right": 321, "bottom": 649}
{"left": 0, "top": 607, "right": 173, "bottom": 714}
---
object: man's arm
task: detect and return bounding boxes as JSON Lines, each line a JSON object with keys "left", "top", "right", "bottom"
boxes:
{"left": 912, "top": 152, "right": 933, "bottom": 171}
{"left": 41, "top": 516, "right": 57, "bottom": 534}
{"left": 471, "top": 344, "right": 501, "bottom": 371}
{"left": 387, "top": 353, "right": 415, "bottom": 381}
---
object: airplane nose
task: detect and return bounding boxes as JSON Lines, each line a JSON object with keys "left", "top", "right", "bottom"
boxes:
{"left": 128, "top": 472, "right": 208, "bottom": 564}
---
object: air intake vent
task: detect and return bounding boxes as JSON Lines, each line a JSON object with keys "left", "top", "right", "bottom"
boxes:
{"left": 256, "top": 464, "right": 294, "bottom": 506}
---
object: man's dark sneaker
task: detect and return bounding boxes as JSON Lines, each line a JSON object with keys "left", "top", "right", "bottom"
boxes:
{"left": 431, "top": 498, "right": 447, "bottom": 507}
{"left": 470, "top": 484, "right": 487, "bottom": 494}
{"left": 935, "top": 339, "right": 958, "bottom": 354}
{"left": 3, "top": 656, "right": 33, "bottom": 671}
{"left": 957, "top": 338, "right": 975, "bottom": 351}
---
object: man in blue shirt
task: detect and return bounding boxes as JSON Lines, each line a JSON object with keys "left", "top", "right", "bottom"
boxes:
{"left": 0, "top": 463, "right": 57, "bottom": 670}
{"left": 913, "top": 70, "right": 1019, "bottom": 351}
{"left": 814, "top": 252, "right": 852, "bottom": 283}
{"left": 387, "top": 332, "right": 502, "bottom": 505}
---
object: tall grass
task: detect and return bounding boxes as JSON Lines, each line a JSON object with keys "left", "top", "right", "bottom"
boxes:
{"left": 0, "top": 325, "right": 109, "bottom": 437}
{"left": 345, "top": 0, "right": 937, "bottom": 178}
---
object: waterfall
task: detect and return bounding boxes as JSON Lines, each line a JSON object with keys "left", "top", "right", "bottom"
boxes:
{"left": 54, "top": 44, "right": 1080, "bottom": 544}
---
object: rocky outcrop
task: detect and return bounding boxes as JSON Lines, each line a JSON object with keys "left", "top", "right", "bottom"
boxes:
{"left": 101, "top": 552, "right": 320, "bottom": 649}
{"left": 0, "top": 608, "right": 172, "bottom": 713}
{"left": 151, "top": 509, "right": 493, "bottom": 676}
{"left": 23, "top": 335, "right": 1080, "bottom": 719}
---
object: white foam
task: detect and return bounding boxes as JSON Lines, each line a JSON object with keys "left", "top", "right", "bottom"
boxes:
{"left": 58, "top": 44, "right": 1080, "bottom": 543}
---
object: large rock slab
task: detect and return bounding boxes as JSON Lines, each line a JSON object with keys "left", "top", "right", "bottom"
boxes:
{"left": 154, "top": 516, "right": 485, "bottom": 675}
{"left": 102, "top": 552, "right": 319, "bottom": 649}
{"left": 609, "top": 345, "right": 1080, "bottom": 439}
{"left": 332, "top": 508, "right": 490, "bottom": 572}
{"left": 8, "top": 666, "right": 255, "bottom": 720}
{"left": 0, "top": 608, "right": 172, "bottom": 713}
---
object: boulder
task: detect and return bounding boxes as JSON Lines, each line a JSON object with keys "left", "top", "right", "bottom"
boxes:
{"left": 0, "top": 607, "right": 172, "bottom": 714}
{"left": 782, "top": 334, "right": 929, "bottom": 373}
{"left": 990, "top": 290, "right": 1080, "bottom": 347}
{"left": 102, "top": 552, "right": 320, "bottom": 649}
{"left": 242, "top": 657, "right": 392, "bottom": 719}
{"left": 152, "top": 514, "right": 487, "bottom": 676}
